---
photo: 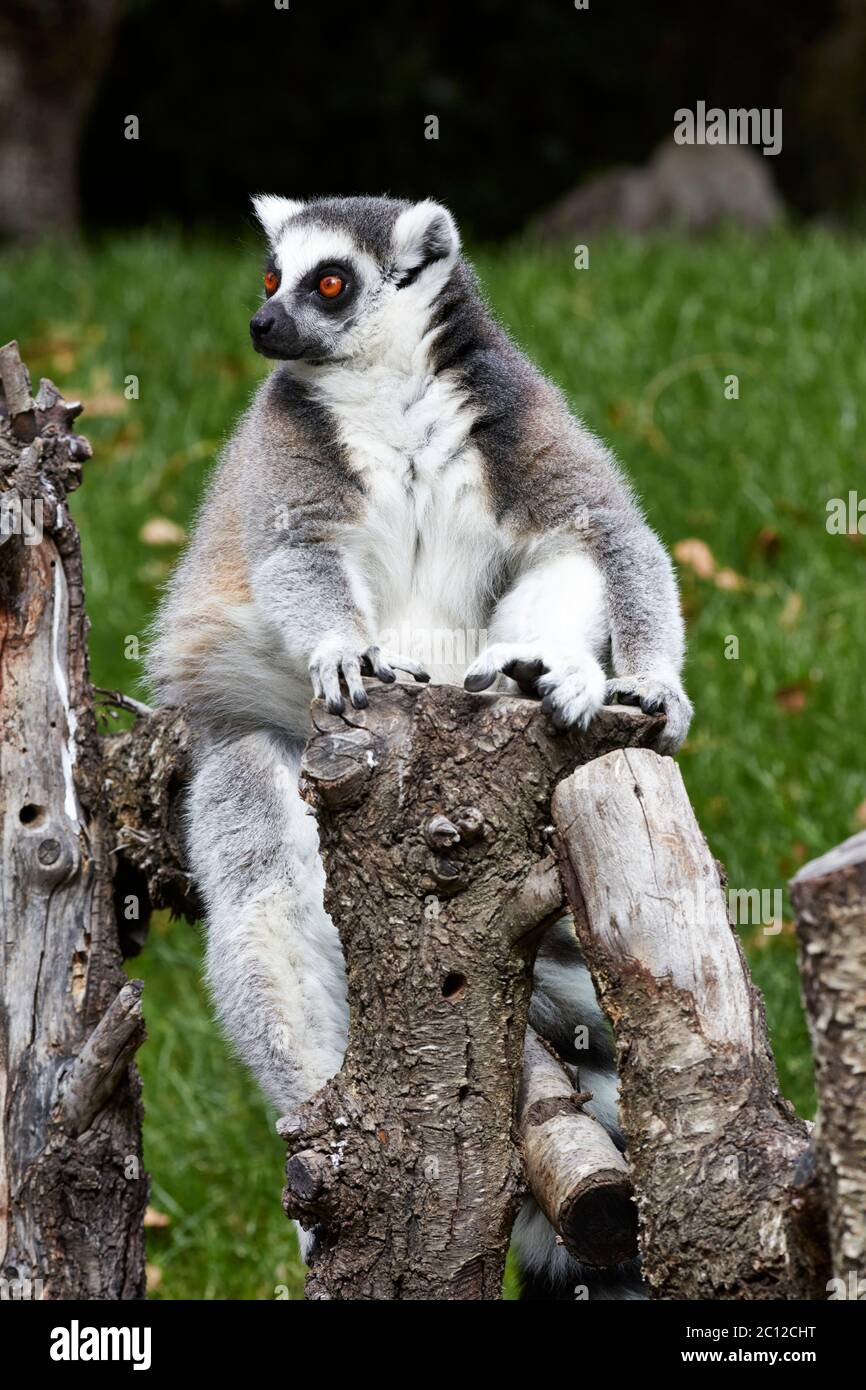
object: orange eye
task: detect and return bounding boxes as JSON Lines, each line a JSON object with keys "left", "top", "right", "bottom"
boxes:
{"left": 318, "top": 274, "right": 344, "bottom": 299}
{"left": 264, "top": 270, "right": 279, "bottom": 295}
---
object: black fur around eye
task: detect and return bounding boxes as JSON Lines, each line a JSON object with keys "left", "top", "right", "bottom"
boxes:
{"left": 305, "top": 262, "right": 354, "bottom": 310}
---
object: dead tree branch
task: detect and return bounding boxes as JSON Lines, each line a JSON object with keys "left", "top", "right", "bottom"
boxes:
{"left": 791, "top": 832, "right": 866, "bottom": 1284}
{"left": 551, "top": 747, "right": 829, "bottom": 1299}
{"left": 519, "top": 1028, "right": 637, "bottom": 1267}
{"left": 0, "top": 342, "right": 147, "bottom": 1298}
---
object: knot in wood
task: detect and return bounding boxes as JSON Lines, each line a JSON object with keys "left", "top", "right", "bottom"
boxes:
{"left": 283, "top": 1149, "right": 333, "bottom": 1220}
{"left": 429, "top": 856, "right": 467, "bottom": 894}
{"left": 20, "top": 819, "right": 78, "bottom": 886}
{"left": 452, "top": 806, "right": 485, "bottom": 843}
{"left": 300, "top": 729, "right": 378, "bottom": 810}
{"left": 423, "top": 814, "right": 461, "bottom": 849}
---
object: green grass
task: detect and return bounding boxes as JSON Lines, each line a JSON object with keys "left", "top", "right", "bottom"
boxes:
{"left": 3, "top": 225, "right": 864, "bottom": 1296}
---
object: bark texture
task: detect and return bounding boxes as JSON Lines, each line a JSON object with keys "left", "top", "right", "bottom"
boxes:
{"left": 0, "top": 342, "right": 146, "bottom": 1299}
{"left": 102, "top": 702, "right": 200, "bottom": 938}
{"left": 791, "top": 832, "right": 866, "bottom": 1282}
{"left": 551, "top": 747, "right": 827, "bottom": 1300}
{"left": 280, "top": 685, "right": 663, "bottom": 1299}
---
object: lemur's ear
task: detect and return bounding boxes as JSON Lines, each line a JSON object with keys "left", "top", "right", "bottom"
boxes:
{"left": 251, "top": 195, "right": 304, "bottom": 243}
{"left": 392, "top": 200, "right": 460, "bottom": 276}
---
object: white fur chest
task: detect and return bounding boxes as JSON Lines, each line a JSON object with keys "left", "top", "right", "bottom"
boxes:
{"left": 313, "top": 361, "right": 503, "bottom": 679}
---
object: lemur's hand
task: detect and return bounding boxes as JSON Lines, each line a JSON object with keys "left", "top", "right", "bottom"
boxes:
{"left": 463, "top": 643, "right": 606, "bottom": 731}
{"left": 606, "top": 673, "right": 693, "bottom": 753}
{"left": 309, "top": 640, "right": 429, "bottom": 714}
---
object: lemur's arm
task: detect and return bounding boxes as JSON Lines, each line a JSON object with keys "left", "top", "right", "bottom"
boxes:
{"left": 250, "top": 518, "right": 428, "bottom": 714}
{"left": 464, "top": 400, "right": 691, "bottom": 752}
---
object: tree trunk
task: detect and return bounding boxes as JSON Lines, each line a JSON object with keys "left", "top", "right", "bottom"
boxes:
{"left": 0, "top": 342, "right": 146, "bottom": 1299}
{"left": 280, "top": 687, "right": 662, "bottom": 1299}
{"left": 551, "top": 747, "right": 829, "bottom": 1299}
{"left": 791, "top": 832, "right": 866, "bottom": 1285}
{"left": 0, "top": 1, "right": 120, "bottom": 241}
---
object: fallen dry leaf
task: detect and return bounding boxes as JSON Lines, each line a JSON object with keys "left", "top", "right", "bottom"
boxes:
{"left": 755, "top": 526, "right": 781, "bottom": 559}
{"left": 775, "top": 682, "right": 809, "bottom": 713}
{"left": 145, "top": 1263, "right": 163, "bottom": 1292}
{"left": 714, "top": 567, "right": 746, "bottom": 591}
{"left": 144, "top": 1206, "right": 170, "bottom": 1229}
{"left": 140, "top": 517, "right": 187, "bottom": 546}
{"left": 856, "top": 800, "right": 866, "bottom": 828}
{"left": 673, "top": 537, "right": 716, "bottom": 580}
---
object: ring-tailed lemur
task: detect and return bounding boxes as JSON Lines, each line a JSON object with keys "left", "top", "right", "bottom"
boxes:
{"left": 148, "top": 195, "right": 691, "bottom": 1300}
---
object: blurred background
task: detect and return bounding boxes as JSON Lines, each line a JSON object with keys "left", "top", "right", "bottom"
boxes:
{"left": 2, "top": 0, "right": 865, "bottom": 1299}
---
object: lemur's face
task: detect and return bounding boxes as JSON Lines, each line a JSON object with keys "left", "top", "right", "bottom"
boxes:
{"left": 249, "top": 195, "right": 460, "bottom": 366}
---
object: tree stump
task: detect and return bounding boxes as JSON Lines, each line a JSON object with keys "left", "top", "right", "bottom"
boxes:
{"left": 279, "top": 684, "right": 662, "bottom": 1299}
{"left": 0, "top": 342, "right": 146, "bottom": 1299}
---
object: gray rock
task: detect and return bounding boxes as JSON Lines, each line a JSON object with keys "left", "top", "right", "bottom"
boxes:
{"left": 530, "top": 140, "right": 784, "bottom": 242}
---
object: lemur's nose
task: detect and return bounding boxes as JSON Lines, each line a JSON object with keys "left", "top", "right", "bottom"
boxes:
{"left": 250, "top": 306, "right": 277, "bottom": 343}
{"left": 249, "top": 302, "right": 304, "bottom": 358}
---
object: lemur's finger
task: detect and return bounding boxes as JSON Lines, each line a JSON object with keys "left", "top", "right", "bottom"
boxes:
{"left": 341, "top": 656, "right": 368, "bottom": 709}
{"left": 362, "top": 646, "right": 396, "bottom": 683}
{"left": 389, "top": 656, "right": 430, "bottom": 682}
{"left": 320, "top": 662, "right": 345, "bottom": 714}
{"left": 502, "top": 657, "right": 546, "bottom": 693}
{"left": 463, "top": 658, "right": 498, "bottom": 691}
{"left": 310, "top": 667, "right": 324, "bottom": 700}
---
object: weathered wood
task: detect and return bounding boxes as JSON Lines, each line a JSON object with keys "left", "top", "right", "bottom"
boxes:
{"left": 0, "top": 343, "right": 147, "bottom": 1299}
{"left": 279, "top": 686, "right": 663, "bottom": 1300}
{"left": 101, "top": 703, "right": 200, "bottom": 930}
{"left": 552, "top": 746, "right": 828, "bottom": 1299}
{"left": 791, "top": 832, "right": 866, "bottom": 1282}
{"left": 520, "top": 1029, "right": 637, "bottom": 1266}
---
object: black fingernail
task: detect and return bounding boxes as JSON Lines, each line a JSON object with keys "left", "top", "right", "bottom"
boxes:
{"left": 353, "top": 692, "right": 369, "bottom": 709}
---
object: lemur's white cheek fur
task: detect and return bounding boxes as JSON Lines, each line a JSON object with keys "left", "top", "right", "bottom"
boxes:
{"left": 148, "top": 195, "right": 687, "bottom": 1299}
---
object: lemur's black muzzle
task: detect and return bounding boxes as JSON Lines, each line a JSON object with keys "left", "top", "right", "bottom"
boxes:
{"left": 249, "top": 302, "right": 304, "bottom": 359}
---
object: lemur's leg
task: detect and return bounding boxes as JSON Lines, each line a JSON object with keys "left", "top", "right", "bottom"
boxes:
{"left": 187, "top": 728, "right": 348, "bottom": 1116}
{"left": 465, "top": 550, "right": 608, "bottom": 730}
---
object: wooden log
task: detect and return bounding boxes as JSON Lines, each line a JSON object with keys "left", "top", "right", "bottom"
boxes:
{"left": 551, "top": 746, "right": 828, "bottom": 1299}
{"left": 791, "top": 832, "right": 866, "bottom": 1284}
{"left": 0, "top": 342, "right": 147, "bottom": 1299}
{"left": 519, "top": 1029, "right": 637, "bottom": 1267}
{"left": 279, "top": 685, "right": 663, "bottom": 1300}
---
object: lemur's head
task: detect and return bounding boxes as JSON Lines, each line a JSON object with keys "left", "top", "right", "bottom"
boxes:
{"left": 249, "top": 195, "right": 461, "bottom": 367}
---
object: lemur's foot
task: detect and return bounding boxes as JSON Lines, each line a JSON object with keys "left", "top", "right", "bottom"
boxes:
{"left": 606, "top": 674, "right": 693, "bottom": 753}
{"left": 310, "top": 641, "right": 429, "bottom": 714}
{"left": 464, "top": 644, "right": 606, "bottom": 730}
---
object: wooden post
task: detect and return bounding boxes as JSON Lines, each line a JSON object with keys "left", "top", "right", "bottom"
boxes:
{"left": 791, "top": 832, "right": 866, "bottom": 1286}
{"left": 551, "top": 746, "right": 829, "bottom": 1299}
{"left": 0, "top": 343, "right": 147, "bottom": 1299}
